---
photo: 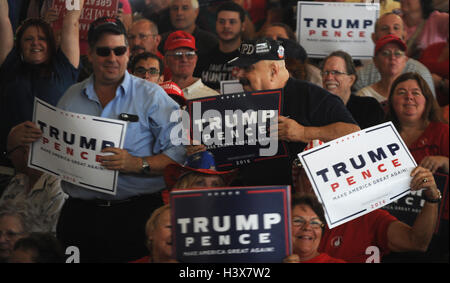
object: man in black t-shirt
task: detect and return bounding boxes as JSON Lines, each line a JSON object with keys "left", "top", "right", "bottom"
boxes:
{"left": 228, "top": 38, "right": 360, "bottom": 186}
{"left": 194, "top": 2, "right": 246, "bottom": 91}
{"left": 320, "top": 50, "right": 385, "bottom": 130}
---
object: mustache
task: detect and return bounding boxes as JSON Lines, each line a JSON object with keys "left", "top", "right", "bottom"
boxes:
{"left": 131, "top": 45, "right": 145, "bottom": 52}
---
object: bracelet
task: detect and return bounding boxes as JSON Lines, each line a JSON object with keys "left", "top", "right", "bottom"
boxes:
{"left": 423, "top": 189, "right": 442, "bottom": 203}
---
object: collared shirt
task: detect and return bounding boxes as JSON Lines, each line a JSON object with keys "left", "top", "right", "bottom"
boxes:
{"left": 182, "top": 78, "right": 220, "bottom": 100}
{"left": 0, "top": 173, "right": 67, "bottom": 233}
{"left": 57, "top": 72, "right": 186, "bottom": 200}
{"left": 354, "top": 58, "right": 436, "bottom": 97}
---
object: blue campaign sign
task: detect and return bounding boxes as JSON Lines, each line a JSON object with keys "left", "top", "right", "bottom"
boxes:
{"left": 187, "top": 89, "right": 288, "bottom": 171}
{"left": 170, "top": 186, "right": 292, "bottom": 263}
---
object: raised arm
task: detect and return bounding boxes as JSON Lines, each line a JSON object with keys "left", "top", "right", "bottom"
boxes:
{"left": 387, "top": 167, "right": 439, "bottom": 252}
{"left": 0, "top": 0, "right": 14, "bottom": 66}
{"left": 60, "top": 0, "right": 85, "bottom": 68}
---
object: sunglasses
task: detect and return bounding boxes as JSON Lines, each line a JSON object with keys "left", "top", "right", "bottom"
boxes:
{"left": 134, "top": 66, "right": 160, "bottom": 76}
{"left": 95, "top": 46, "right": 127, "bottom": 57}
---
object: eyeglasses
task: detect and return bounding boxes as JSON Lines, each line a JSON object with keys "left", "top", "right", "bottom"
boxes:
{"left": 167, "top": 51, "right": 196, "bottom": 60}
{"left": 0, "top": 230, "right": 24, "bottom": 240}
{"left": 127, "top": 34, "right": 156, "bottom": 41}
{"left": 95, "top": 46, "right": 127, "bottom": 57}
{"left": 321, "top": 70, "right": 349, "bottom": 77}
{"left": 379, "top": 50, "right": 405, "bottom": 58}
{"left": 292, "top": 217, "right": 325, "bottom": 229}
{"left": 134, "top": 66, "right": 160, "bottom": 77}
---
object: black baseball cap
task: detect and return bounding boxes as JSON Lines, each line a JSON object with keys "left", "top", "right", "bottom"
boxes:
{"left": 87, "top": 17, "right": 127, "bottom": 46}
{"left": 228, "top": 38, "right": 285, "bottom": 67}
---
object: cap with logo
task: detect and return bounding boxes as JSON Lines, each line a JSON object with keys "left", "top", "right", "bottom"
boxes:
{"left": 164, "top": 151, "right": 238, "bottom": 189}
{"left": 228, "top": 38, "right": 285, "bottom": 67}
{"left": 159, "top": 81, "right": 187, "bottom": 107}
{"left": 164, "top": 30, "right": 197, "bottom": 52}
{"left": 374, "top": 34, "right": 407, "bottom": 55}
{"left": 88, "top": 17, "right": 127, "bottom": 46}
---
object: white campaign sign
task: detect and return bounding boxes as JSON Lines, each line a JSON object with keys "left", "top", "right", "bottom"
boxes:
{"left": 298, "top": 122, "right": 417, "bottom": 229}
{"left": 296, "top": 1, "right": 379, "bottom": 59}
{"left": 220, "top": 80, "right": 244, "bottom": 95}
{"left": 28, "top": 98, "right": 127, "bottom": 195}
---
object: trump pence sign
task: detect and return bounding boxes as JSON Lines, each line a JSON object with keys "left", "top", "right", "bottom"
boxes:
{"left": 298, "top": 122, "right": 417, "bottom": 229}
{"left": 170, "top": 186, "right": 291, "bottom": 263}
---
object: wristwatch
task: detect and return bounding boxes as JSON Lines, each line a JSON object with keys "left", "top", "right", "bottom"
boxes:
{"left": 141, "top": 158, "right": 151, "bottom": 175}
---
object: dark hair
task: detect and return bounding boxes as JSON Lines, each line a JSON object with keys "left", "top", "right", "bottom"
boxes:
{"left": 13, "top": 232, "right": 65, "bottom": 263}
{"left": 15, "top": 18, "right": 57, "bottom": 72}
{"left": 420, "top": 0, "right": 435, "bottom": 19}
{"left": 130, "top": 52, "right": 164, "bottom": 75}
{"left": 387, "top": 72, "right": 442, "bottom": 130}
{"left": 321, "top": 50, "right": 358, "bottom": 87}
{"left": 216, "top": 1, "right": 246, "bottom": 23}
{"left": 263, "top": 22, "right": 297, "bottom": 41}
{"left": 292, "top": 193, "right": 326, "bottom": 228}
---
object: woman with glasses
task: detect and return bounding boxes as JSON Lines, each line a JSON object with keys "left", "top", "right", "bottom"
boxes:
{"left": 0, "top": 0, "right": 84, "bottom": 167}
{"left": 383, "top": 72, "right": 448, "bottom": 262}
{"left": 356, "top": 34, "right": 408, "bottom": 109}
{"left": 284, "top": 194, "right": 346, "bottom": 263}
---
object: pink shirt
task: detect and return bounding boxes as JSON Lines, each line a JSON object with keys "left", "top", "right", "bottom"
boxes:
{"left": 405, "top": 11, "right": 449, "bottom": 52}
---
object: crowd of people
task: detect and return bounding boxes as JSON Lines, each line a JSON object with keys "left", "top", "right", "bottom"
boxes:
{"left": 0, "top": 0, "right": 448, "bottom": 264}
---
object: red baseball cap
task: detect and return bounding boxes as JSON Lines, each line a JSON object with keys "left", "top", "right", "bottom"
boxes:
{"left": 164, "top": 30, "right": 197, "bottom": 52}
{"left": 374, "top": 34, "right": 407, "bottom": 55}
{"left": 159, "top": 81, "right": 187, "bottom": 106}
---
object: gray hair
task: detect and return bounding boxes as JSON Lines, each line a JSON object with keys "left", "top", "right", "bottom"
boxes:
{"left": 169, "top": 0, "right": 199, "bottom": 9}
{"left": 0, "top": 201, "right": 32, "bottom": 233}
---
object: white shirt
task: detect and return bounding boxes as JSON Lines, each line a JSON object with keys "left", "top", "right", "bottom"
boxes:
{"left": 0, "top": 173, "right": 67, "bottom": 233}
{"left": 182, "top": 78, "right": 220, "bottom": 100}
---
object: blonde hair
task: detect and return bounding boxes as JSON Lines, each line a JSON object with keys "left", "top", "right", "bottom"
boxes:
{"left": 144, "top": 204, "right": 171, "bottom": 252}
{"left": 172, "top": 172, "right": 225, "bottom": 189}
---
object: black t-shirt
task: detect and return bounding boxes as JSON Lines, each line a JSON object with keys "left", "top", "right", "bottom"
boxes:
{"left": 234, "top": 78, "right": 357, "bottom": 187}
{"left": 346, "top": 94, "right": 385, "bottom": 130}
{"left": 194, "top": 45, "right": 240, "bottom": 91}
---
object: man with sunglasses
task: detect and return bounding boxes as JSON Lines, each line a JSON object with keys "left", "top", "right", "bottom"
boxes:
{"left": 130, "top": 52, "right": 164, "bottom": 83}
{"left": 54, "top": 17, "right": 186, "bottom": 263}
{"left": 229, "top": 38, "right": 360, "bottom": 187}
{"left": 164, "top": 30, "right": 219, "bottom": 99}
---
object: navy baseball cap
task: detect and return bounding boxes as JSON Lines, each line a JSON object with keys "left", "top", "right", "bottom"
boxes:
{"left": 228, "top": 38, "right": 285, "bottom": 67}
{"left": 88, "top": 17, "right": 127, "bottom": 46}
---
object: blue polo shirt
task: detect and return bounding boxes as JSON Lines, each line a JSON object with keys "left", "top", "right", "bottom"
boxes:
{"left": 57, "top": 71, "right": 186, "bottom": 200}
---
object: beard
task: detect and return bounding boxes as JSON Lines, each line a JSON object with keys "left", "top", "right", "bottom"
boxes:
{"left": 219, "top": 31, "right": 242, "bottom": 45}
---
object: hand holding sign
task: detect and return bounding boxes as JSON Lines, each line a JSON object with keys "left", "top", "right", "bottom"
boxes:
{"left": 410, "top": 166, "right": 441, "bottom": 201}
{"left": 276, "top": 115, "right": 305, "bottom": 143}
{"left": 99, "top": 147, "right": 141, "bottom": 173}
{"left": 8, "top": 121, "right": 43, "bottom": 150}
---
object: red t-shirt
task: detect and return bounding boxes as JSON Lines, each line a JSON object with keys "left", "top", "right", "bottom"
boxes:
{"left": 408, "top": 122, "right": 449, "bottom": 165}
{"left": 319, "top": 209, "right": 398, "bottom": 263}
